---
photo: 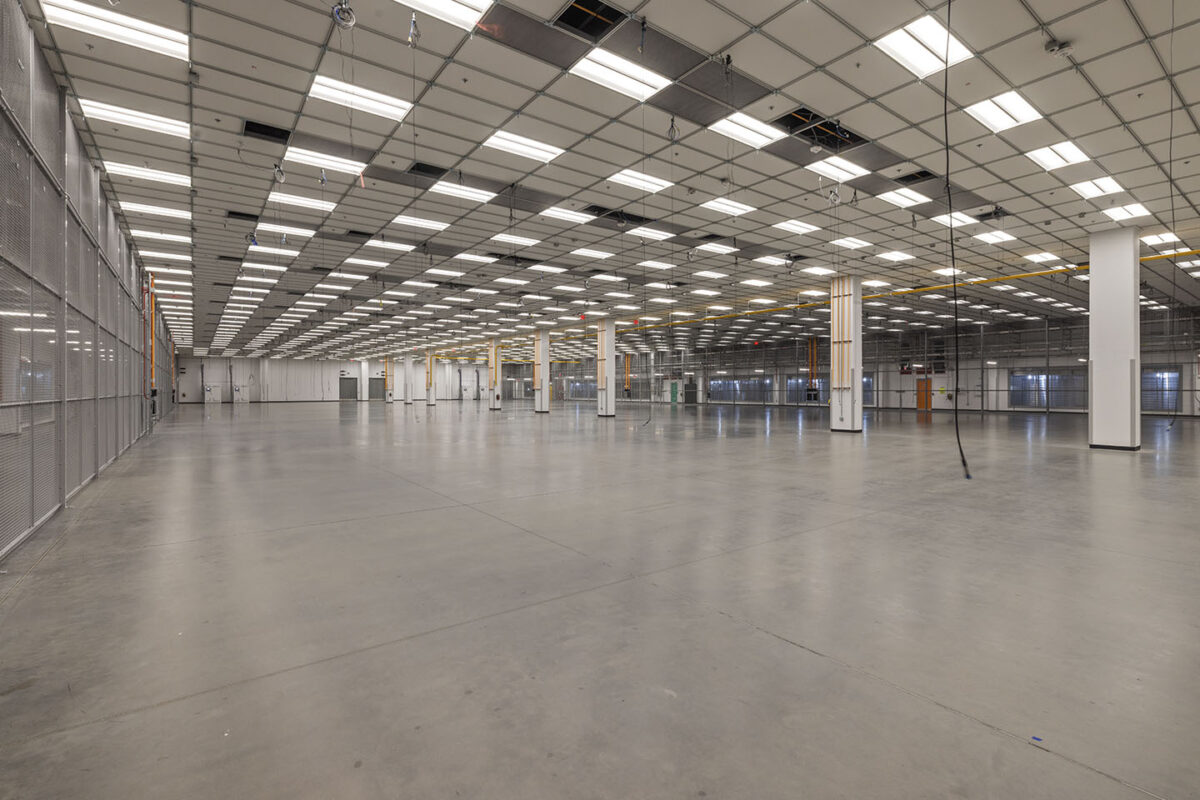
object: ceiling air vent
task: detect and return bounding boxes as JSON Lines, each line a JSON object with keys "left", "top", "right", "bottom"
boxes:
{"left": 775, "top": 107, "right": 865, "bottom": 150}
{"left": 242, "top": 120, "right": 291, "bottom": 146}
{"left": 226, "top": 210, "right": 260, "bottom": 223}
{"left": 345, "top": 229, "right": 373, "bottom": 241}
{"left": 217, "top": 255, "right": 242, "bottom": 262}
{"left": 895, "top": 169, "right": 936, "bottom": 185}
{"left": 582, "top": 205, "right": 655, "bottom": 226}
{"left": 554, "top": 0, "right": 623, "bottom": 41}
{"left": 407, "top": 162, "right": 449, "bottom": 180}
{"left": 974, "top": 206, "right": 1008, "bottom": 222}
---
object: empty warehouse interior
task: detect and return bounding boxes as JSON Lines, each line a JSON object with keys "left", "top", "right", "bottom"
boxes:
{"left": 1, "top": 0, "right": 1198, "bottom": 797}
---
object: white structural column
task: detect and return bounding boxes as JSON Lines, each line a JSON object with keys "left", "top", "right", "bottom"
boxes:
{"left": 385, "top": 357, "right": 394, "bottom": 403}
{"left": 830, "top": 276, "right": 863, "bottom": 432}
{"left": 403, "top": 355, "right": 414, "bottom": 404}
{"left": 534, "top": 329, "right": 550, "bottom": 413}
{"left": 425, "top": 351, "right": 437, "bottom": 406}
{"left": 358, "top": 360, "right": 369, "bottom": 402}
{"left": 597, "top": 318, "right": 616, "bottom": 417}
{"left": 1089, "top": 227, "right": 1141, "bottom": 450}
{"left": 487, "top": 338, "right": 502, "bottom": 410}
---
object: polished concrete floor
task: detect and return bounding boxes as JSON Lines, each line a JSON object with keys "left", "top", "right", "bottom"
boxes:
{"left": 1, "top": 400, "right": 1197, "bottom": 799}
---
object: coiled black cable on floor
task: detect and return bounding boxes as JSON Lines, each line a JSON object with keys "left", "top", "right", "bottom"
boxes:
{"left": 941, "top": 0, "right": 972, "bottom": 479}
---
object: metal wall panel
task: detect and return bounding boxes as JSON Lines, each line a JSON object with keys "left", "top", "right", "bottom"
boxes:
{"left": 0, "top": 0, "right": 31, "bottom": 133}
{"left": 0, "top": 114, "right": 31, "bottom": 275}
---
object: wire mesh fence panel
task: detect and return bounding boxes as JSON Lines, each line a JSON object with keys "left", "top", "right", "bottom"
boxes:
{"left": 0, "top": 406, "right": 32, "bottom": 556}
{"left": 80, "top": 396, "right": 95, "bottom": 483}
{"left": 0, "top": 0, "right": 31, "bottom": 133}
{"left": 78, "top": 235, "right": 96, "bottom": 320}
{"left": 31, "top": 400, "right": 57, "bottom": 520}
{"left": 0, "top": 114, "right": 32, "bottom": 276}
{"left": 65, "top": 398, "right": 81, "bottom": 494}
{"left": 30, "top": 42, "right": 61, "bottom": 183}
{"left": 32, "top": 163, "right": 64, "bottom": 294}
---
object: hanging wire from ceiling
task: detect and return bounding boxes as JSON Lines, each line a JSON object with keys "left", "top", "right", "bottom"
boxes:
{"left": 941, "top": 0, "right": 972, "bottom": 479}
{"left": 1166, "top": 0, "right": 1181, "bottom": 431}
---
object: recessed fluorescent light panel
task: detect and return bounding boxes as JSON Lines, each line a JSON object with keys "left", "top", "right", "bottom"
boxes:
{"left": 131, "top": 229, "right": 190, "bottom": 243}
{"left": 625, "top": 226, "right": 673, "bottom": 241}
{"left": 700, "top": 197, "right": 755, "bottom": 216}
{"left": 490, "top": 233, "right": 540, "bottom": 247}
{"left": 569, "top": 48, "right": 670, "bottom": 101}
{"left": 392, "top": 214, "right": 450, "bottom": 231}
{"left": 571, "top": 248, "right": 612, "bottom": 260}
{"left": 43, "top": 0, "right": 189, "bottom": 60}
{"left": 267, "top": 192, "right": 336, "bottom": 212}
{"left": 877, "top": 188, "right": 932, "bottom": 208}
{"left": 1103, "top": 204, "right": 1150, "bottom": 221}
{"left": 609, "top": 169, "right": 672, "bottom": 193}
{"left": 540, "top": 206, "right": 594, "bottom": 224}
{"left": 930, "top": 212, "right": 977, "bottom": 228}
{"left": 104, "top": 162, "right": 190, "bottom": 187}
{"left": 963, "top": 91, "right": 1041, "bottom": 132}
{"left": 707, "top": 112, "right": 786, "bottom": 148}
{"left": 974, "top": 231, "right": 1016, "bottom": 245}
{"left": 1070, "top": 177, "right": 1122, "bottom": 199}
{"left": 830, "top": 237, "right": 869, "bottom": 249}
{"left": 79, "top": 99, "right": 188, "bottom": 138}
{"left": 805, "top": 156, "right": 869, "bottom": 183}
{"left": 256, "top": 222, "right": 315, "bottom": 238}
{"left": 1140, "top": 233, "right": 1179, "bottom": 247}
{"left": 696, "top": 243, "right": 737, "bottom": 255}
{"left": 121, "top": 202, "right": 190, "bottom": 220}
{"left": 754, "top": 256, "right": 787, "bottom": 266}
{"left": 482, "top": 131, "right": 564, "bottom": 163}
{"left": 773, "top": 219, "right": 820, "bottom": 236}
{"left": 1025, "top": 141, "right": 1088, "bottom": 170}
{"left": 365, "top": 239, "right": 415, "bottom": 251}
{"left": 429, "top": 181, "right": 496, "bottom": 203}
{"left": 395, "top": 0, "right": 491, "bottom": 31}
{"left": 283, "top": 147, "right": 367, "bottom": 175}
{"left": 877, "top": 251, "right": 914, "bottom": 262}
{"left": 309, "top": 76, "right": 412, "bottom": 122}
{"left": 802, "top": 266, "right": 836, "bottom": 276}
{"left": 875, "top": 15, "right": 972, "bottom": 78}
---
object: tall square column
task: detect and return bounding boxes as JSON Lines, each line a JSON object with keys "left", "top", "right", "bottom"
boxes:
{"left": 534, "top": 329, "right": 550, "bottom": 413}
{"left": 830, "top": 276, "right": 863, "bottom": 432}
{"left": 597, "top": 319, "right": 616, "bottom": 417}
{"left": 487, "top": 339, "right": 502, "bottom": 410}
{"left": 1089, "top": 228, "right": 1140, "bottom": 450}
{"left": 403, "top": 355, "right": 414, "bottom": 404}
{"left": 425, "top": 351, "right": 437, "bottom": 406}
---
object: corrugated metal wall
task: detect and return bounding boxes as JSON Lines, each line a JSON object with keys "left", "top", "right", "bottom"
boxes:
{"left": 0, "top": 0, "right": 175, "bottom": 561}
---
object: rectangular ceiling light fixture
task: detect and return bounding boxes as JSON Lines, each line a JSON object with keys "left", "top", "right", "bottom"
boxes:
{"left": 877, "top": 188, "right": 932, "bottom": 208}
{"left": 491, "top": 233, "right": 540, "bottom": 247}
{"left": 1070, "top": 177, "right": 1122, "bottom": 199}
{"left": 344, "top": 257, "right": 388, "bottom": 268}
{"left": 708, "top": 112, "right": 787, "bottom": 148}
{"left": 639, "top": 260, "right": 673, "bottom": 270}
{"left": 104, "top": 161, "right": 190, "bottom": 187}
{"left": 482, "top": 131, "right": 564, "bottom": 163}
{"left": 830, "top": 237, "right": 870, "bottom": 249}
{"left": 974, "top": 230, "right": 1015, "bottom": 244}
{"left": 1024, "top": 252, "right": 1058, "bottom": 263}
{"left": 1025, "top": 141, "right": 1088, "bottom": 170}
{"left": 393, "top": 0, "right": 491, "bottom": 31}
{"left": 242, "top": 262, "right": 289, "bottom": 272}
{"left": 79, "top": 99, "right": 189, "bottom": 138}
{"left": 392, "top": 213, "right": 450, "bottom": 230}
{"left": 700, "top": 197, "right": 755, "bottom": 216}
{"left": 964, "top": 91, "right": 1041, "bottom": 132}
{"left": 283, "top": 147, "right": 367, "bottom": 175}
{"left": 257, "top": 222, "right": 315, "bottom": 238}
{"left": 43, "top": 0, "right": 189, "bottom": 60}
{"left": 540, "top": 206, "right": 595, "bottom": 224}
{"left": 309, "top": 75, "right": 412, "bottom": 122}
{"left": 248, "top": 244, "right": 299, "bottom": 258}
{"left": 875, "top": 15, "right": 972, "bottom": 79}
{"left": 131, "top": 229, "right": 191, "bottom": 244}
{"left": 877, "top": 251, "right": 914, "bottom": 261}
{"left": 754, "top": 256, "right": 787, "bottom": 266}
{"left": 268, "top": 192, "right": 337, "bottom": 212}
{"left": 625, "top": 226, "right": 673, "bottom": 241}
{"left": 570, "top": 248, "right": 613, "bottom": 259}
{"left": 429, "top": 180, "right": 496, "bottom": 203}
{"left": 773, "top": 219, "right": 821, "bottom": 236}
{"left": 1140, "top": 233, "right": 1179, "bottom": 247}
{"left": 365, "top": 239, "right": 415, "bottom": 251}
{"left": 120, "top": 202, "right": 190, "bottom": 220}
{"left": 140, "top": 250, "right": 191, "bottom": 262}
{"left": 930, "top": 211, "right": 977, "bottom": 227}
{"left": 696, "top": 242, "right": 738, "bottom": 255}
{"left": 453, "top": 254, "right": 497, "bottom": 264}
{"left": 1103, "top": 203, "right": 1150, "bottom": 221}
{"left": 609, "top": 168, "right": 672, "bottom": 193}
{"left": 569, "top": 48, "right": 670, "bottom": 101}
{"left": 805, "top": 155, "right": 869, "bottom": 183}
{"left": 802, "top": 266, "right": 836, "bottom": 276}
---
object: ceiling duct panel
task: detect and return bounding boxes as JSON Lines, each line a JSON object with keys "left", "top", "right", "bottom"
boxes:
{"left": 648, "top": 84, "right": 728, "bottom": 127}
{"left": 554, "top": 0, "right": 623, "bottom": 42}
{"left": 480, "top": 5, "right": 589, "bottom": 69}
{"left": 775, "top": 107, "right": 866, "bottom": 151}
{"left": 680, "top": 60, "right": 770, "bottom": 107}
{"left": 242, "top": 120, "right": 291, "bottom": 146}
{"left": 603, "top": 19, "right": 706, "bottom": 80}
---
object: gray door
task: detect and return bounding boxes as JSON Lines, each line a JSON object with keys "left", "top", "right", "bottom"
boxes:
{"left": 368, "top": 377, "right": 385, "bottom": 400}
{"left": 339, "top": 377, "right": 358, "bottom": 400}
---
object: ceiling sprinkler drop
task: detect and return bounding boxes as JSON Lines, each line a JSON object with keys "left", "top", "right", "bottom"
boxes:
{"left": 408, "top": 12, "right": 421, "bottom": 47}
{"left": 273, "top": 163, "right": 286, "bottom": 183}
{"left": 331, "top": 0, "right": 356, "bottom": 30}
{"left": 667, "top": 115, "right": 679, "bottom": 142}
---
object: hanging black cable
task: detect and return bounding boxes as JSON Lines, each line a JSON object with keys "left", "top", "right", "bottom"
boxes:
{"left": 1165, "top": 0, "right": 1181, "bottom": 430}
{"left": 941, "top": 0, "right": 972, "bottom": 479}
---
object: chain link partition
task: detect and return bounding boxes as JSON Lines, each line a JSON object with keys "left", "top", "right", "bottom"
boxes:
{"left": 0, "top": 0, "right": 175, "bottom": 561}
